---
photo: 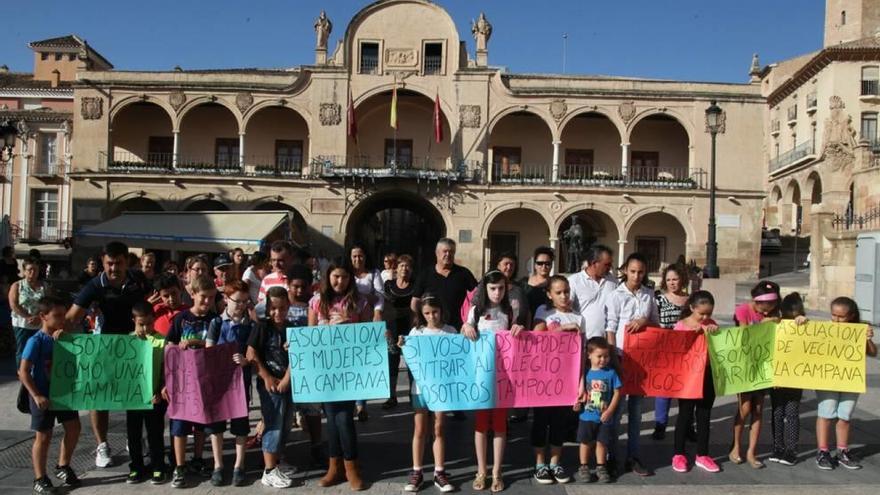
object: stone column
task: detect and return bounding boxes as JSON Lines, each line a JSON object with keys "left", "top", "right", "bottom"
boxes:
{"left": 17, "top": 135, "right": 30, "bottom": 229}
{"left": 549, "top": 236, "right": 558, "bottom": 275}
{"left": 482, "top": 236, "right": 491, "bottom": 273}
{"left": 551, "top": 140, "right": 561, "bottom": 182}
{"left": 172, "top": 131, "right": 180, "bottom": 168}
{"left": 617, "top": 239, "right": 627, "bottom": 267}
{"left": 809, "top": 207, "right": 834, "bottom": 309}
{"left": 620, "top": 142, "right": 630, "bottom": 177}
{"left": 239, "top": 133, "right": 246, "bottom": 171}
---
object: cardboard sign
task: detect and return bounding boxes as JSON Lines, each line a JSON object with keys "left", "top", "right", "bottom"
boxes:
{"left": 773, "top": 320, "right": 868, "bottom": 393}
{"left": 287, "top": 322, "right": 390, "bottom": 403}
{"left": 50, "top": 334, "right": 153, "bottom": 411}
{"left": 707, "top": 323, "right": 775, "bottom": 396}
{"left": 621, "top": 328, "right": 708, "bottom": 399}
{"left": 402, "top": 332, "right": 495, "bottom": 411}
{"left": 495, "top": 331, "right": 581, "bottom": 407}
{"left": 165, "top": 343, "right": 247, "bottom": 423}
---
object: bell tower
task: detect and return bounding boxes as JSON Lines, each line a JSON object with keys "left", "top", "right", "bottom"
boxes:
{"left": 824, "top": 0, "right": 880, "bottom": 47}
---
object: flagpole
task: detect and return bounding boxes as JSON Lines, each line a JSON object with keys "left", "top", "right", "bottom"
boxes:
{"left": 392, "top": 75, "right": 397, "bottom": 171}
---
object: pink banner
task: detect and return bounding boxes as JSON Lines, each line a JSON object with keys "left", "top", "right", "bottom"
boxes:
{"left": 164, "top": 343, "right": 247, "bottom": 424}
{"left": 495, "top": 331, "right": 581, "bottom": 408}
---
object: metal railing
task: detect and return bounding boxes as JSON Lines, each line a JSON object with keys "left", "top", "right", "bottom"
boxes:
{"left": 769, "top": 139, "right": 815, "bottom": 172}
{"left": 31, "top": 161, "right": 65, "bottom": 176}
{"left": 424, "top": 56, "right": 442, "bottom": 75}
{"left": 861, "top": 79, "right": 879, "bottom": 96}
{"left": 493, "top": 162, "right": 552, "bottom": 185}
{"left": 492, "top": 163, "right": 704, "bottom": 189}
{"left": 833, "top": 204, "right": 880, "bottom": 231}
{"left": 787, "top": 105, "right": 798, "bottom": 122}
{"left": 360, "top": 56, "right": 379, "bottom": 75}
{"left": 311, "top": 155, "right": 481, "bottom": 182}
{"left": 12, "top": 222, "right": 72, "bottom": 243}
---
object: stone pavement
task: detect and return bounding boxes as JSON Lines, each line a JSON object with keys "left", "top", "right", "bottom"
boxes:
{"left": 0, "top": 349, "right": 878, "bottom": 495}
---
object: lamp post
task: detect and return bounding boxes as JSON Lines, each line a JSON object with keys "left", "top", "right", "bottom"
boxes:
{"left": 704, "top": 100, "right": 723, "bottom": 279}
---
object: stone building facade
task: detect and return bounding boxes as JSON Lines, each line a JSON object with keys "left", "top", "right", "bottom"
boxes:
{"left": 64, "top": 0, "right": 767, "bottom": 277}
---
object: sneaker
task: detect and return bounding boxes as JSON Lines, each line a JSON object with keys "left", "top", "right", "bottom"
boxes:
{"left": 277, "top": 461, "right": 298, "bottom": 477}
{"left": 671, "top": 454, "right": 689, "bottom": 473}
{"left": 695, "top": 455, "right": 720, "bottom": 473}
{"left": 778, "top": 451, "right": 798, "bottom": 466}
{"left": 433, "top": 470, "right": 453, "bottom": 492}
{"left": 626, "top": 458, "right": 652, "bottom": 477}
{"left": 127, "top": 470, "right": 146, "bottom": 484}
{"left": 404, "top": 469, "right": 423, "bottom": 492}
{"left": 211, "top": 468, "right": 224, "bottom": 486}
{"left": 381, "top": 398, "right": 398, "bottom": 410}
{"left": 551, "top": 465, "right": 571, "bottom": 484}
{"left": 95, "top": 442, "right": 112, "bottom": 468}
{"left": 768, "top": 450, "right": 784, "bottom": 463}
{"left": 32, "top": 476, "right": 56, "bottom": 494}
{"left": 534, "top": 465, "right": 554, "bottom": 485}
{"left": 652, "top": 424, "right": 667, "bottom": 440}
{"left": 261, "top": 467, "right": 293, "bottom": 488}
{"left": 816, "top": 450, "right": 835, "bottom": 470}
{"left": 576, "top": 464, "right": 594, "bottom": 483}
{"left": 54, "top": 465, "right": 81, "bottom": 487}
{"left": 151, "top": 470, "right": 168, "bottom": 485}
{"left": 171, "top": 467, "right": 187, "bottom": 489}
{"left": 232, "top": 468, "right": 246, "bottom": 486}
{"left": 837, "top": 450, "right": 862, "bottom": 470}
{"left": 596, "top": 465, "right": 612, "bottom": 483}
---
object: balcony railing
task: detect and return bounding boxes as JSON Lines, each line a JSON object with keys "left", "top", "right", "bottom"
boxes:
{"left": 492, "top": 163, "right": 704, "bottom": 189}
{"left": 769, "top": 139, "right": 815, "bottom": 172}
{"left": 787, "top": 105, "right": 798, "bottom": 122}
{"left": 360, "top": 56, "right": 379, "bottom": 75}
{"left": 31, "top": 161, "right": 65, "bottom": 177}
{"left": 424, "top": 56, "right": 442, "bottom": 75}
{"left": 12, "top": 222, "right": 72, "bottom": 243}
{"left": 311, "top": 155, "right": 481, "bottom": 182}
{"left": 861, "top": 79, "right": 879, "bottom": 96}
{"left": 99, "top": 151, "right": 305, "bottom": 177}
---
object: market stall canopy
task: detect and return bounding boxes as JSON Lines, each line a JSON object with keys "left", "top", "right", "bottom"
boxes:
{"left": 76, "top": 211, "right": 293, "bottom": 252}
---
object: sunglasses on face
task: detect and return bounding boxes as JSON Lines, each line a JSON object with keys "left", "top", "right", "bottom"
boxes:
{"left": 534, "top": 261, "right": 552, "bottom": 266}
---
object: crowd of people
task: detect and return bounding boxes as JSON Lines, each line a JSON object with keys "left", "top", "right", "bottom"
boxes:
{"left": 7, "top": 238, "right": 878, "bottom": 494}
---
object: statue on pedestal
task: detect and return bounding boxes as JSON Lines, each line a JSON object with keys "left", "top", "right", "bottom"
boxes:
{"left": 562, "top": 215, "right": 584, "bottom": 273}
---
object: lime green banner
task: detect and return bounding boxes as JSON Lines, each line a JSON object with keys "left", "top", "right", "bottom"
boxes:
{"left": 707, "top": 323, "right": 775, "bottom": 396}
{"left": 50, "top": 334, "right": 153, "bottom": 411}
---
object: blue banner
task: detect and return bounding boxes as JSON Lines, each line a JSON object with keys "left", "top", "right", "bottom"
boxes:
{"left": 402, "top": 332, "right": 496, "bottom": 411}
{"left": 287, "top": 322, "right": 390, "bottom": 403}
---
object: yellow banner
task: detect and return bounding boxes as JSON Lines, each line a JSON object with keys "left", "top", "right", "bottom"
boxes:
{"left": 772, "top": 320, "right": 868, "bottom": 393}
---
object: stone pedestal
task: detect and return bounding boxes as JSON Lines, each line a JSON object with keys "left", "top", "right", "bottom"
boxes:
{"left": 315, "top": 49, "right": 327, "bottom": 65}
{"left": 476, "top": 50, "right": 488, "bottom": 67}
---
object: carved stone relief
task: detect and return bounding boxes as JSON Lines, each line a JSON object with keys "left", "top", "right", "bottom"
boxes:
{"left": 460, "top": 105, "right": 481, "bottom": 128}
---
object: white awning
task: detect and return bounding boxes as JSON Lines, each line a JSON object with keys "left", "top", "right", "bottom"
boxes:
{"left": 76, "top": 211, "right": 292, "bottom": 252}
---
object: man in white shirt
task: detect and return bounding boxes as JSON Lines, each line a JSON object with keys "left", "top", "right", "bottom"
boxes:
{"left": 567, "top": 245, "right": 617, "bottom": 339}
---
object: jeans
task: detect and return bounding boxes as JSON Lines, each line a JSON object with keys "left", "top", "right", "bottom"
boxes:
{"left": 258, "top": 382, "right": 292, "bottom": 455}
{"left": 324, "top": 401, "right": 358, "bottom": 460}
{"left": 13, "top": 326, "right": 36, "bottom": 369}
{"left": 654, "top": 397, "right": 671, "bottom": 425}
{"left": 126, "top": 402, "right": 167, "bottom": 471}
{"left": 611, "top": 395, "right": 642, "bottom": 460}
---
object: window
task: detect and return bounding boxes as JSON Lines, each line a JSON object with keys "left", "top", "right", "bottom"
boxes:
{"left": 563, "top": 149, "right": 594, "bottom": 179}
{"left": 31, "top": 190, "right": 59, "bottom": 241}
{"left": 423, "top": 42, "right": 443, "bottom": 75}
{"left": 67, "top": 53, "right": 75, "bottom": 61}
{"left": 630, "top": 151, "right": 660, "bottom": 180}
{"left": 862, "top": 112, "right": 878, "bottom": 145}
{"left": 147, "top": 136, "right": 173, "bottom": 166}
{"left": 862, "top": 66, "right": 879, "bottom": 95}
{"left": 492, "top": 146, "right": 522, "bottom": 179}
{"left": 40, "top": 53, "right": 48, "bottom": 61}
{"left": 359, "top": 42, "right": 379, "bottom": 74}
{"left": 841, "top": 10, "right": 846, "bottom": 25}
{"left": 214, "top": 138, "right": 240, "bottom": 168}
{"left": 636, "top": 237, "right": 666, "bottom": 273}
{"left": 275, "top": 140, "right": 303, "bottom": 173}
{"left": 40, "top": 133, "right": 57, "bottom": 169}
{"left": 775, "top": 142, "right": 780, "bottom": 158}
{"left": 54, "top": 53, "right": 62, "bottom": 61}
{"left": 384, "top": 139, "right": 413, "bottom": 167}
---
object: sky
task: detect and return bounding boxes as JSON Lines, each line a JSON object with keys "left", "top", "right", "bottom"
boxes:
{"left": 2, "top": 0, "right": 825, "bottom": 83}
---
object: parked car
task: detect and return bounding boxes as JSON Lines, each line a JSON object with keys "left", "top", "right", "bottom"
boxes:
{"left": 761, "top": 229, "right": 782, "bottom": 254}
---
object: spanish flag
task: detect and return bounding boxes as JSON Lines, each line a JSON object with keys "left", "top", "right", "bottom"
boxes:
{"left": 390, "top": 78, "right": 398, "bottom": 129}
{"left": 433, "top": 91, "right": 443, "bottom": 143}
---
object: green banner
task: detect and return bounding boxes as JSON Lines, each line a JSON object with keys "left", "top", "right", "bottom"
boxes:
{"left": 707, "top": 323, "right": 775, "bottom": 396}
{"left": 50, "top": 334, "right": 153, "bottom": 411}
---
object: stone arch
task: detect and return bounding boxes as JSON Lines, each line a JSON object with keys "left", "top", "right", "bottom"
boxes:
{"left": 176, "top": 96, "right": 243, "bottom": 132}
{"left": 625, "top": 108, "right": 695, "bottom": 146}
{"left": 558, "top": 107, "right": 626, "bottom": 144}
{"left": 354, "top": 83, "right": 459, "bottom": 138}
{"left": 485, "top": 207, "right": 552, "bottom": 276}
{"left": 487, "top": 106, "right": 557, "bottom": 141}
{"left": 480, "top": 202, "right": 553, "bottom": 240}
{"left": 555, "top": 207, "right": 622, "bottom": 273}
{"left": 109, "top": 95, "right": 176, "bottom": 126}
{"left": 111, "top": 196, "right": 164, "bottom": 217}
{"left": 182, "top": 197, "right": 230, "bottom": 211}
{"left": 806, "top": 171, "right": 823, "bottom": 204}
{"left": 770, "top": 185, "right": 783, "bottom": 203}
{"left": 623, "top": 209, "right": 690, "bottom": 272}
{"left": 555, "top": 202, "right": 625, "bottom": 241}
{"left": 784, "top": 179, "right": 801, "bottom": 204}
{"left": 624, "top": 206, "right": 696, "bottom": 241}
{"left": 241, "top": 99, "right": 313, "bottom": 131}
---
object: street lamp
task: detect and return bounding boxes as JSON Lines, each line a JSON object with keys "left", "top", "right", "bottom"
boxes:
{"left": 704, "top": 100, "right": 723, "bottom": 279}
{"left": 1, "top": 121, "right": 16, "bottom": 167}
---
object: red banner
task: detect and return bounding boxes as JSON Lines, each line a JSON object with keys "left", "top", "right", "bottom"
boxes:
{"left": 621, "top": 328, "right": 708, "bottom": 399}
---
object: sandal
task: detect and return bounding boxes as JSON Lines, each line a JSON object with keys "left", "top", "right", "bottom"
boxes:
{"left": 728, "top": 449, "right": 744, "bottom": 464}
{"left": 472, "top": 473, "right": 487, "bottom": 491}
{"left": 747, "top": 456, "right": 765, "bottom": 469}
{"left": 490, "top": 475, "right": 504, "bottom": 493}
